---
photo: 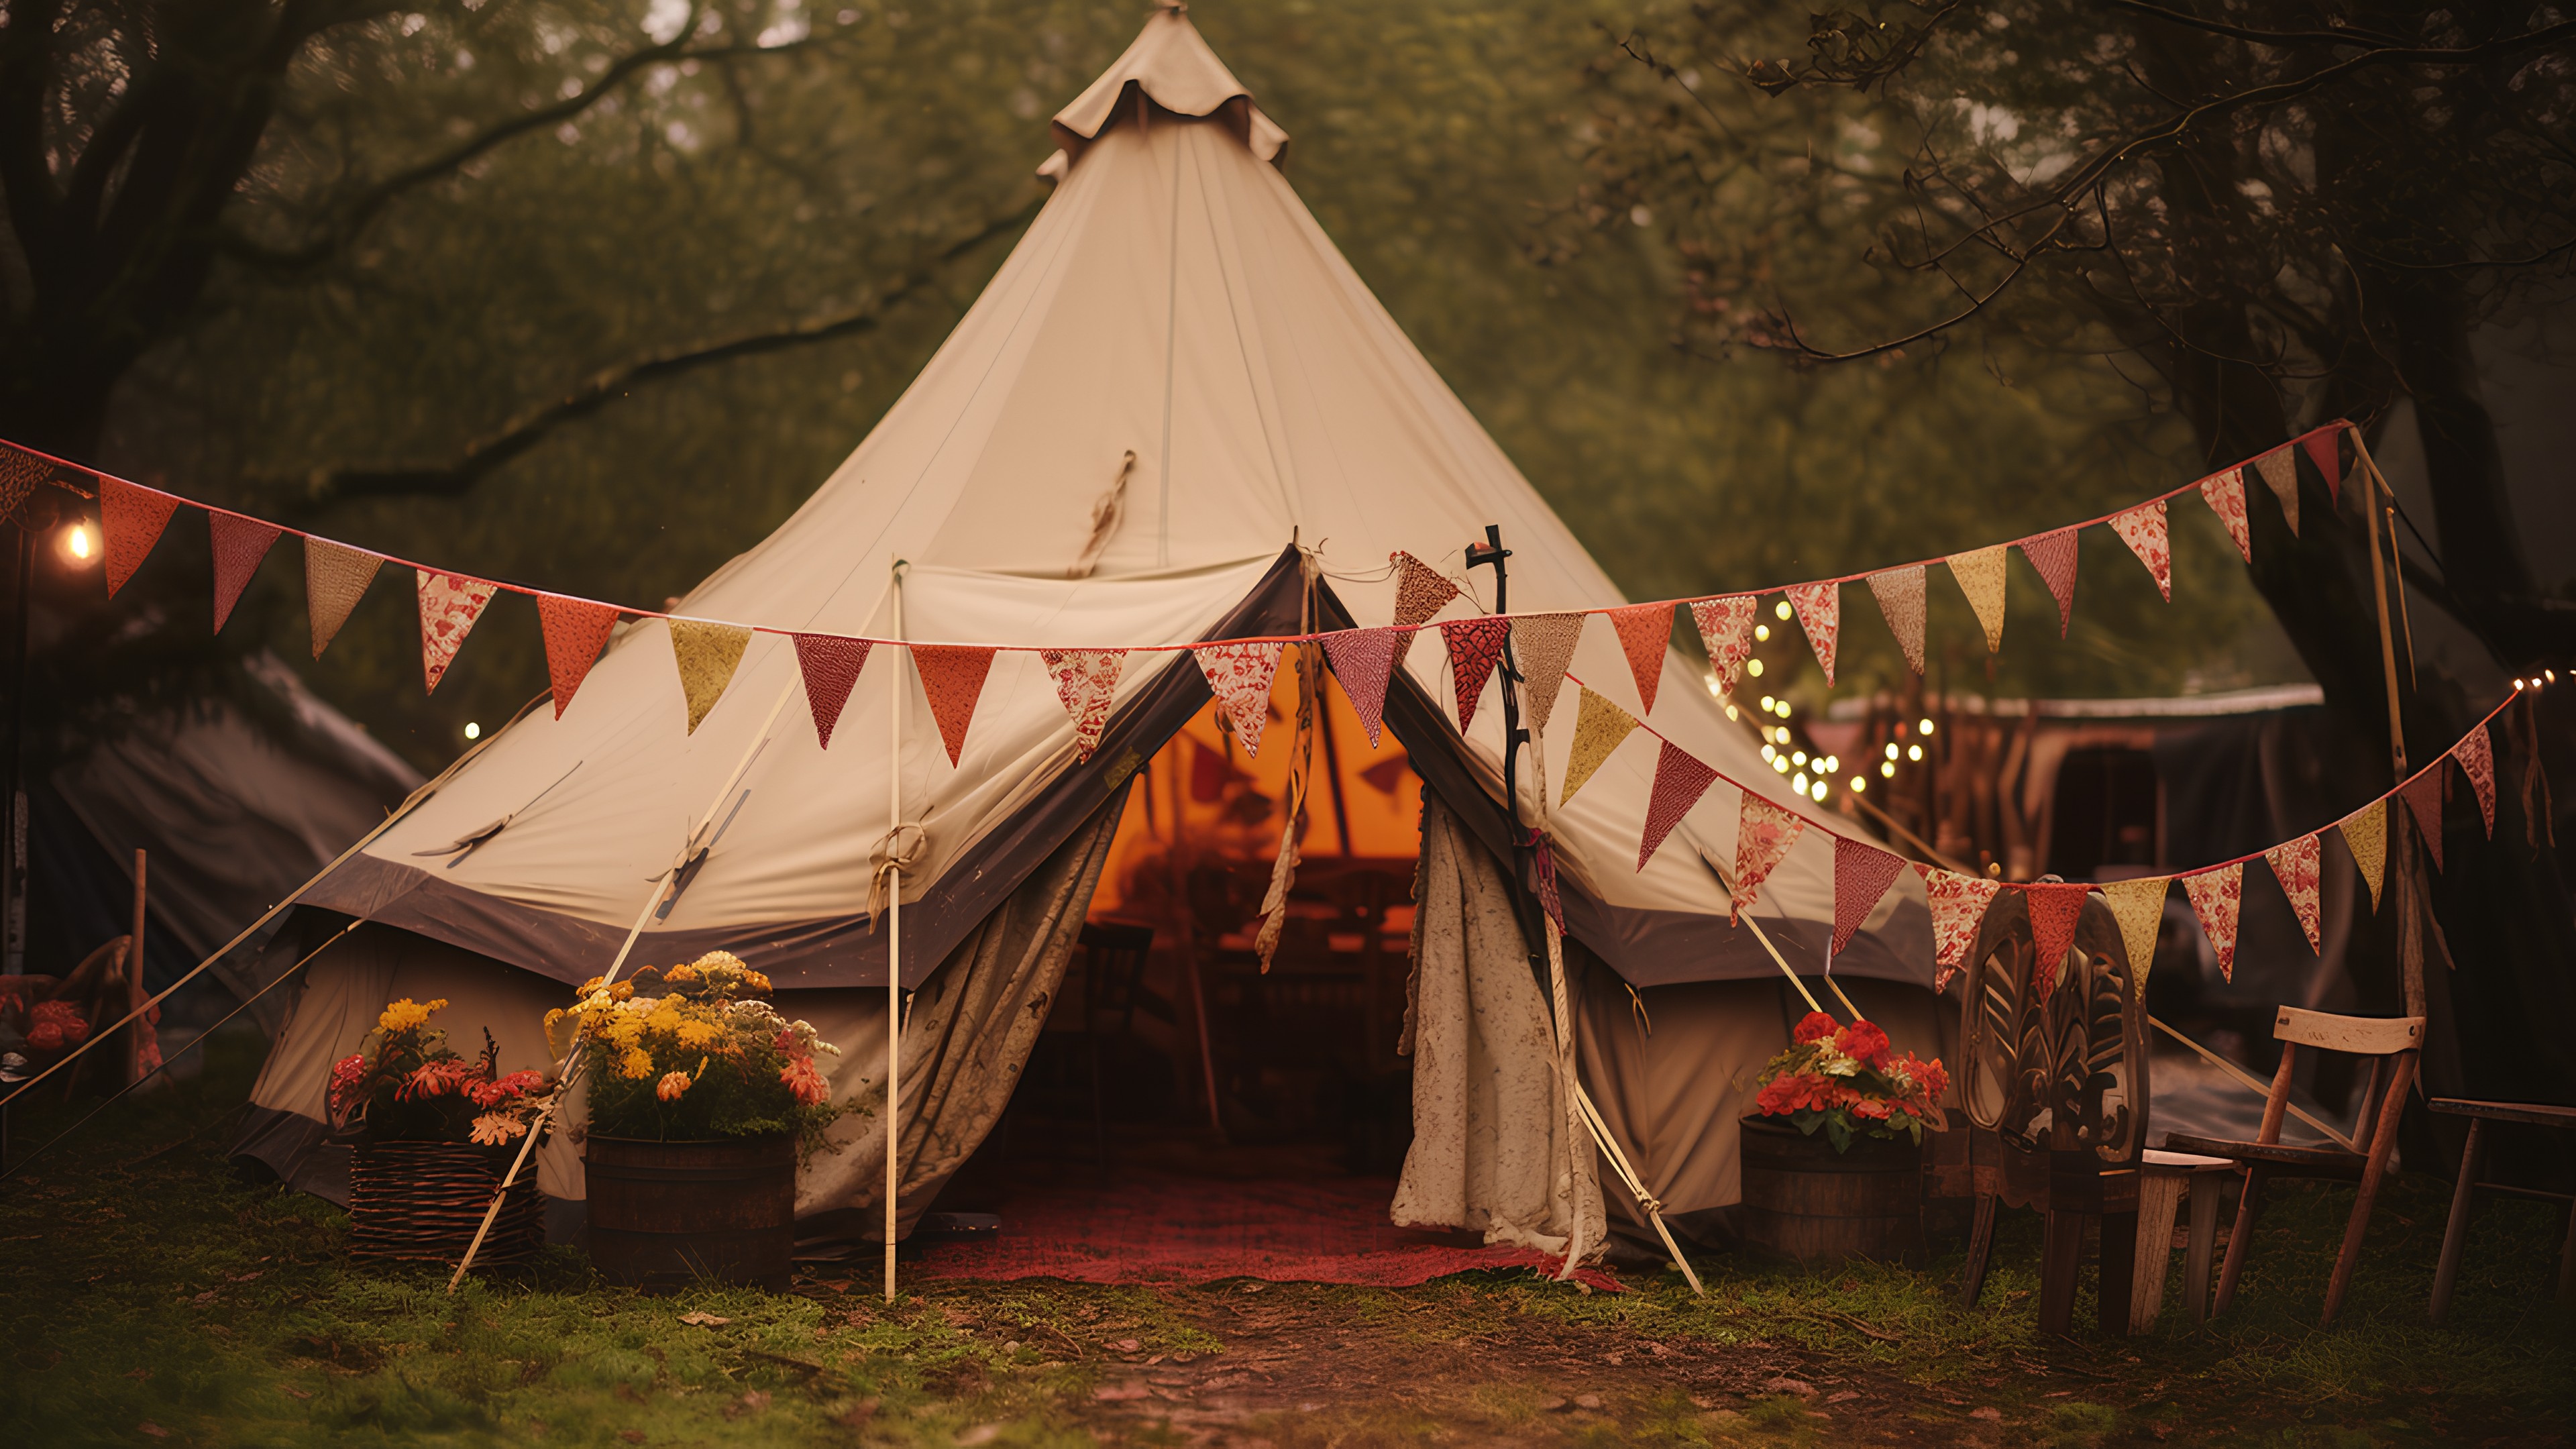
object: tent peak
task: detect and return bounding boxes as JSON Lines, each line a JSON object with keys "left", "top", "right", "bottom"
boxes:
{"left": 1040, "top": 5, "right": 1289, "bottom": 179}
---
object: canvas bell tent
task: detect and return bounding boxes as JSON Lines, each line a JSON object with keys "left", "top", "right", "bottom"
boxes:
{"left": 236, "top": 9, "right": 1944, "bottom": 1257}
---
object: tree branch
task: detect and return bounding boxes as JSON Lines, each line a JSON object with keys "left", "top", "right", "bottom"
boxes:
{"left": 277, "top": 201, "right": 1040, "bottom": 506}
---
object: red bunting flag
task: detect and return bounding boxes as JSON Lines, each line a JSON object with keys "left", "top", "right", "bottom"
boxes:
{"left": 2201, "top": 470, "right": 2253, "bottom": 563}
{"left": 1867, "top": 566, "right": 1927, "bottom": 674}
{"left": 415, "top": 570, "right": 497, "bottom": 696}
{"left": 1831, "top": 837, "right": 1906, "bottom": 959}
{"left": 1915, "top": 862, "right": 2002, "bottom": 991}
{"left": 1040, "top": 648, "right": 1127, "bottom": 761}
{"left": 2024, "top": 881, "right": 2090, "bottom": 1000}
{"left": 2399, "top": 767, "right": 2446, "bottom": 871}
{"left": 1440, "top": 616, "right": 1512, "bottom": 733}
{"left": 1690, "top": 596, "right": 1758, "bottom": 698}
{"left": 1786, "top": 582, "right": 1840, "bottom": 686}
{"left": 1607, "top": 603, "right": 1672, "bottom": 715}
{"left": 2300, "top": 425, "right": 2345, "bottom": 504}
{"left": 2267, "top": 833, "right": 2323, "bottom": 953}
{"left": 101, "top": 476, "right": 179, "bottom": 598}
{"left": 1322, "top": 627, "right": 1401, "bottom": 747}
{"left": 2455, "top": 723, "right": 2496, "bottom": 837}
{"left": 2108, "top": 500, "right": 2171, "bottom": 602}
{"left": 913, "top": 644, "right": 998, "bottom": 765}
{"left": 1637, "top": 740, "right": 1718, "bottom": 871}
{"left": 303, "top": 538, "right": 382, "bottom": 659}
{"left": 2019, "top": 528, "right": 2079, "bottom": 637}
{"left": 792, "top": 633, "right": 871, "bottom": 749}
{"left": 1195, "top": 640, "right": 1285, "bottom": 758}
{"left": 1731, "top": 792, "right": 1806, "bottom": 922}
{"left": 207, "top": 512, "right": 282, "bottom": 633}
{"left": 536, "top": 594, "right": 621, "bottom": 719}
{"left": 1509, "top": 612, "right": 1585, "bottom": 735}
{"left": 2183, "top": 865, "right": 2246, "bottom": 981}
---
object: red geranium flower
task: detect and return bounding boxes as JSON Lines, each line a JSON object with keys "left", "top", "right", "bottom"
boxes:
{"left": 1832, "top": 1020, "right": 1892, "bottom": 1070}
{"left": 1792, "top": 1011, "right": 1839, "bottom": 1044}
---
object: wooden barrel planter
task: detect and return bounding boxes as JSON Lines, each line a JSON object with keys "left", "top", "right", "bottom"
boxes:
{"left": 1737, "top": 1115, "right": 1928, "bottom": 1267}
{"left": 347, "top": 1140, "right": 544, "bottom": 1268}
{"left": 585, "top": 1134, "right": 796, "bottom": 1292}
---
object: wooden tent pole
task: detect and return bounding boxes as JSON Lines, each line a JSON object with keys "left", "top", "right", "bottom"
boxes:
{"left": 885, "top": 561, "right": 906, "bottom": 1305}
{"left": 2351, "top": 433, "right": 2422, "bottom": 1014}
{"left": 126, "top": 849, "right": 147, "bottom": 1086}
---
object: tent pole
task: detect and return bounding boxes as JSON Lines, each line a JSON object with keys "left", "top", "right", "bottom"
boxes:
{"left": 885, "top": 561, "right": 906, "bottom": 1305}
{"left": 1574, "top": 1082, "right": 1705, "bottom": 1296}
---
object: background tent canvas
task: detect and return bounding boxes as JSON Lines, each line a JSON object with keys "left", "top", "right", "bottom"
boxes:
{"left": 241, "top": 9, "right": 1944, "bottom": 1248}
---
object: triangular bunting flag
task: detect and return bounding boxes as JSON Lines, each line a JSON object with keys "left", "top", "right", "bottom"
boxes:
{"left": 2399, "top": 768, "right": 2446, "bottom": 871}
{"left": 1509, "top": 612, "right": 1585, "bottom": 735}
{"left": 2300, "top": 425, "right": 2345, "bottom": 504}
{"left": 2183, "top": 864, "right": 2246, "bottom": 981}
{"left": 1689, "top": 596, "right": 1758, "bottom": 698}
{"left": 2200, "top": 470, "right": 2253, "bottom": 563}
{"left": 100, "top": 476, "right": 180, "bottom": 598}
{"left": 1559, "top": 686, "right": 1638, "bottom": 805}
{"left": 2255, "top": 448, "right": 2300, "bottom": 535}
{"left": 1917, "top": 864, "right": 2003, "bottom": 991}
{"left": 2455, "top": 724, "right": 2496, "bottom": 838}
{"left": 1040, "top": 648, "right": 1127, "bottom": 761}
{"left": 0, "top": 444, "right": 48, "bottom": 524}
{"left": 1730, "top": 792, "right": 1806, "bottom": 923}
{"left": 304, "top": 538, "right": 382, "bottom": 659}
{"left": 914, "top": 643, "right": 999, "bottom": 765}
{"left": 2267, "top": 834, "right": 2324, "bottom": 954}
{"left": 536, "top": 594, "right": 620, "bottom": 719}
{"left": 1867, "top": 566, "right": 1927, "bottom": 674}
{"left": 2018, "top": 528, "right": 2079, "bottom": 637}
{"left": 2100, "top": 877, "right": 2169, "bottom": 990}
{"left": 792, "top": 633, "right": 871, "bottom": 749}
{"left": 207, "top": 513, "right": 281, "bottom": 633}
{"left": 1195, "top": 641, "right": 1285, "bottom": 759}
{"left": 1389, "top": 550, "right": 1460, "bottom": 670}
{"left": 2342, "top": 798, "right": 2387, "bottom": 910}
{"left": 1322, "top": 628, "right": 1401, "bottom": 748}
{"left": 1947, "top": 545, "right": 2008, "bottom": 653}
{"left": 1607, "top": 603, "right": 1672, "bottom": 715}
{"left": 415, "top": 570, "right": 497, "bottom": 696}
{"left": 1637, "top": 741, "right": 1719, "bottom": 871}
{"left": 1785, "top": 582, "right": 1840, "bottom": 685}
{"left": 669, "top": 619, "right": 752, "bottom": 735}
{"left": 2108, "top": 500, "right": 2171, "bottom": 602}
{"left": 2025, "top": 882, "right": 2090, "bottom": 1000}
{"left": 1831, "top": 837, "right": 1906, "bottom": 959}
{"left": 1440, "top": 616, "right": 1513, "bottom": 733}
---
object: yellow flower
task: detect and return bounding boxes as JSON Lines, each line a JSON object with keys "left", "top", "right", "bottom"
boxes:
{"left": 619, "top": 1046, "right": 654, "bottom": 1080}
{"left": 691, "top": 951, "right": 745, "bottom": 973}
{"left": 675, "top": 1019, "right": 723, "bottom": 1050}
{"left": 655, "top": 1071, "right": 693, "bottom": 1102}
{"left": 376, "top": 997, "right": 446, "bottom": 1033}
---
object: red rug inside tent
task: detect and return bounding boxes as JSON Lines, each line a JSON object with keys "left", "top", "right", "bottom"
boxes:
{"left": 906, "top": 1166, "right": 1619, "bottom": 1291}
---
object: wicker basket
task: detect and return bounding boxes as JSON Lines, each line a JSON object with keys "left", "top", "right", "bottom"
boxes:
{"left": 347, "top": 1139, "right": 545, "bottom": 1267}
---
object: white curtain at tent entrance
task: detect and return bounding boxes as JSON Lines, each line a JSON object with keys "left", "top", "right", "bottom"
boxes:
{"left": 1392, "top": 794, "right": 1605, "bottom": 1256}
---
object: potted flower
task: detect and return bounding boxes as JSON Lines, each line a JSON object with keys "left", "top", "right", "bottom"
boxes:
{"left": 1737, "top": 1011, "right": 1949, "bottom": 1265}
{"left": 549, "top": 952, "right": 847, "bottom": 1291}
{"left": 327, "top": 997, "right": 555, "bottom": 1267}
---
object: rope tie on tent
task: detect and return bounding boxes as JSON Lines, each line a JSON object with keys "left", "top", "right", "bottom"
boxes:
{"left": 867, "top": 823, "right": 928, "bottom": 928}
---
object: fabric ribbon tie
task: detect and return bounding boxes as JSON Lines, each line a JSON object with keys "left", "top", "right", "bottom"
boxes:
{"left": 867, "top": 822, "right": 928, "bottom": 927}
{"left": 1526, "top": 827, "right": 1566, "bottom": 933}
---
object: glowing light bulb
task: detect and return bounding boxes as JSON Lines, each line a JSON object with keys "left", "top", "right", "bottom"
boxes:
{"left": 1760, "top": 696, "right": 1776, "bottom": 712}
{"left": 1762, "top": 744, "right": 1776, "bottom": 762}
{"left": 1754, "top": 623, "right": 1770, "bottom": 642}
{"left": 1773, "top": 755, "right": 1791, "bottom": 775}
{"left": 1823, "top": 755, "right": 1839, "bottom": 773}
{"left": 1774, "top": 699, "right": 1792, "bottom": 717}
{"left": 1919, "top": 718, "right": 1936, "bottom": 735}
{"left": 1880, "top": 761, "right": 1896, "bottom": 778}
{"left": 1746, "top": 658, "right": 1764, "bottom": 678}
{"left": 1811, "top": 780, "right": 1828, "bottom": 802}
{"left": 1850, "top": 777, "right": 1866, "bottom": 793}
{"left": 1793, "top": 772, "right": 1809, "bottom": 793}
{"left": 464, "top": 722, "right": 482, "bottom": 741}
{"left": 1907, "top": 743, "right": 1924, "bottom": 761}
{"left": 1884, "top": 743, "right": 1899, "bottom": 760}
{"left": 1792, "top": 751, "right": 1807, "bottom": 767}
{"left": 1775, "top": 600, "right": 1793, "bottom": 621}
{"left": 1724, "top": 703, "right": 1739, "bottom": 720}
{"left": 65, "top": 524, "right": 94, "bottom": 561}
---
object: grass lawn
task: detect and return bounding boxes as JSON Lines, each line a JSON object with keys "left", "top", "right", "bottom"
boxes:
{"left": 3, "top": 1033, "right": 2571, "bottom": 1446}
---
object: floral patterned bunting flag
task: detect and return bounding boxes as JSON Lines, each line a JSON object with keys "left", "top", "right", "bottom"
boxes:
{"left": 415, "top": 570, "right": 497, "bottom": 696}
{"left": 101, "top": 476, "right": 179, "bottom": 598}
{"left": 1509, "top": 612, "right": 1585, "bottom": 735}
{"left": 2025, "top": 881, "right": 2091, "bottom": 1000}
{"left": 2342, "top": 798, "right": 2387, "bottom": 910}
{"left": 2018, "top": 527, "right": 2079, "bottom": 637}
{"left": 1389, "top": 550, "right": 1459, "bottom": 671}
{"left": 2255, "top": 449, "right": 2301, "bottom": 536}
{"left": 2100, "top": 876, "right": 2170, "bottom": 990}
{"left": 1947, "top": 545, "right": 2008, "bottom": 653}
{"left": 1731, "top": 792, "right": 1806, "bottom": 923}
{"left": 669, "top": 619, "right": 752, "bottom": 735}
{"left": 2201, "top": 470, "right": 2253, "bottom": 562}
{"left": 1915, "top": 863, "right": 2002, "bottom": 991}
{"left": 304, "top": 538, "right": 382, "bottom": 659}
{"left": 2455, "top": 723, "right": 2496, "bottom": 837}
{"left": 1786, "top": 581, "right": 1841, "bottom": 685}
{"left": 1040, "top": 648, "right": 1127, "bottom": 761}
{"left": 1194, "top": 641, "right": 1285, "bottom": 759}
{"left": 1831, "top": 836, "right": 1906, "bottom": 959}
{"left": 1440, "top": 616, "right": 1512, "bottom": 733}
{"left": 792, "top": 633, "right": 871, "bottom": 749}
{"left": 2267, "top": 833, "right": 2324, "bottom": 953}
{"left": 1322, "top": 628, "right": 1401, "bottom": 747}
{"left": 2183, "top": 864, "right": 2247, "bottom": 981}
{"left": 536, "top": 594, "right": 620, "bottom": 719}
{"left": 2300, "top": 425, "right": 2345, "bottom": 503}
{"left": 207, "top": 513, "right": 282, "bottom": 633}
{"left": 1638, "top": 741, "right": 1719, "bottom": 871}
{"left": 2399, "top": 768, "right": 2447, "bottom": 871}
{"left": 914, "top": 644, "right": 999, "bottom": 765}
{"left": 1559, "top": 686, "right": 1637, "bottom": 805}
{"left": 1608, "top": 602, "right": 1672, "bottom": 714}
{"left": 2108, "top": 500, "right": 2172, "bottom": 602}
{"left": 1690, "top": 596, "right": 1758, "bottom": 698}
{"left": 1868, "top": 566, "right": 1927, "bottom": 673}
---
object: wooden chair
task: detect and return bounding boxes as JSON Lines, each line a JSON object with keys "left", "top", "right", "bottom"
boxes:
{"left": 2128, "top": 1148, "right": 2237, "bottom": 1330}
{"left": 2164, "top": 1007, "right": 2423, "bottom": 1328}
{"left": 2426, "top": 1097, "right": 2576, "bottom": 1324}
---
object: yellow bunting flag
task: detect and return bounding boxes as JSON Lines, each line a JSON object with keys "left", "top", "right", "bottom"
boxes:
{"left": 668, "top": 619, "right": 752, "bottom": 735}
{"left": 2100, "top": 876, "right": 2170, "bottom": 991}
{"left": 304, "top": 537, "right": 383, "bottom": 659}
{"left": 1947, "top": 545, "right": 2008, "bottom": 653}
{"left": 1559, "top": 686, "right": 1638, "bottom": 806}
{"left": 2342, "top": 798, "right": 2387, "bottom": 910}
